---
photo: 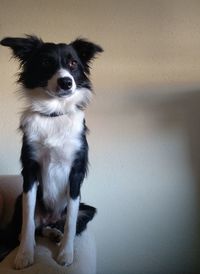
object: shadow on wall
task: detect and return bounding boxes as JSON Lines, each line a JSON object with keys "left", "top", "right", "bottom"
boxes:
{"left": 132, "top": 86, "right": 200, "bottom": 273}
{"left": 134, "top": 87, "right": 200, "bottom": 185}
{"left": 92, "top": 85, "right": 200, "bottom": 274}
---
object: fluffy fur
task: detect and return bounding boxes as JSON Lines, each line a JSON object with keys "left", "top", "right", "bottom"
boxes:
{"left": 0, "top": 35, "right": 102, "bottom": 269}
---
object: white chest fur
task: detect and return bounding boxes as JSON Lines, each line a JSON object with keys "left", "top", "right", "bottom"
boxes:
{"left": 20, "top": 110, "right": 84, "bottom": 213}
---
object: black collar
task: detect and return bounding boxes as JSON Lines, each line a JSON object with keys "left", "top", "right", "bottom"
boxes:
{"left": 39, "top": 112, "right": 65, "bottom": 118}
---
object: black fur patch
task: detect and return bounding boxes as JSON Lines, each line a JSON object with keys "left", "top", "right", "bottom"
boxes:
{"left": 21, "top": 135, "right": 40, "bottom": 193}
{"left": 69, "top": 121, "right": 89, "bottom": 199}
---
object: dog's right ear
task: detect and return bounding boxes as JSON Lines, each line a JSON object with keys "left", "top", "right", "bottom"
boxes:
{"left": 0, "top": 35, "right": 43, "bottom": 64}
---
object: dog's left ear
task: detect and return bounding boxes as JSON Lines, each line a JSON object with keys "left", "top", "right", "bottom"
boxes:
{"left": 0, "top": 35, "right": 43, "bottom": 64}
{"left": 71, "top": 38, "right": 103, "bottom": 70}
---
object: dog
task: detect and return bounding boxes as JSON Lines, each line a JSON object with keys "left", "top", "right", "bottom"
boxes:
{"left": 0, "top": 35, "right": 103, "bottom": 269}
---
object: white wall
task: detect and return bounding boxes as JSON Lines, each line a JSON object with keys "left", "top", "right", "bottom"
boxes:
{"left": 1, "top": 1, "right": 200, "bottom": 273}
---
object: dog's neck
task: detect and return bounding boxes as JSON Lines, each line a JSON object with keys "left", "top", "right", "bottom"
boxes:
{"left": 38, "top": 111, "right": 65, "bottom": 118}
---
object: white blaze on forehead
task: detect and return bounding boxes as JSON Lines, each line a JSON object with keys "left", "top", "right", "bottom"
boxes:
{"left": 57, "top": 68, "right": 72, "bottom": 78}
{"left": 47, "top": 68, "right": 76, "bottom": 93}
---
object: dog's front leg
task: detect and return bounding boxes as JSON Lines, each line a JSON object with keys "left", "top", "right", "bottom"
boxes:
{"left": 56, "top": 132, "right": 88, "bottom": 266}
{"left": 56, "top": 194, "right": 80, "bottom": 266}
{"left": 14, "top": 183, "right": 37, "bottom": 269}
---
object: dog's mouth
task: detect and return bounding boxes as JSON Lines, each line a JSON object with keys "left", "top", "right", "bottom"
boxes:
{"left": 56, "top": 89, "right": 72, "bottom": 97}
{"left": 44, "top": 87, "right": 73, "bottom": 98}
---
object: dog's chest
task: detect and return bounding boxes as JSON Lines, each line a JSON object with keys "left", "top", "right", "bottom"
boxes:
{"left": 21, "top": 111, "right": 84, "bottom": 212}
{"left": 23, "top": 111, "right": 84, "bottom": 161}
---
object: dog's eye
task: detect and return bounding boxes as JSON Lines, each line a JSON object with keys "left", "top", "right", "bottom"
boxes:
{"left": 69, "top": 60, "right": 77, "bottom": 70}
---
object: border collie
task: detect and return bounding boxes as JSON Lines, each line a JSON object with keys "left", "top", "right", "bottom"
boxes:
{"left": 0, "top": 35, "right": 103, "bottom": 269}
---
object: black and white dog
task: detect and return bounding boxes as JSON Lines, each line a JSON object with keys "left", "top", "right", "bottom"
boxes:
{"left": 0, "top": 35, "right": 102, "bottom": 269}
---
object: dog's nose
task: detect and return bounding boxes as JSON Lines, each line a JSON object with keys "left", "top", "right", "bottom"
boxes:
{"left": 57, "top": 77, "right": 73, "bottom": 90}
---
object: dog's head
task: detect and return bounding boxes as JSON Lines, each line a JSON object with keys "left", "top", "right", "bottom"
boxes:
{"left": 1, "top": 35, "right": 103, "bottom": 112}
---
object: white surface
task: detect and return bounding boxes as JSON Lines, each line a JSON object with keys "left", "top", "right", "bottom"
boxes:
{"left": 0, "top": 232, "right": 96, "bottom": 274}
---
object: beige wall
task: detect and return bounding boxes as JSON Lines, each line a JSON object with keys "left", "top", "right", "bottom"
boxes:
{"left": 1, "top": 1, "right": 200, "bottom": 273}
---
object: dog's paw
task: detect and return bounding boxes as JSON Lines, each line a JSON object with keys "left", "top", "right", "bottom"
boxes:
{"left": 56, "top": 249, "right": 74, "bottom": 266}
{"left": 42, "top": 226, "right": 63, "bottom": 243}
{"left": 14, "top": 249, "right": 34, "bottom": 269}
